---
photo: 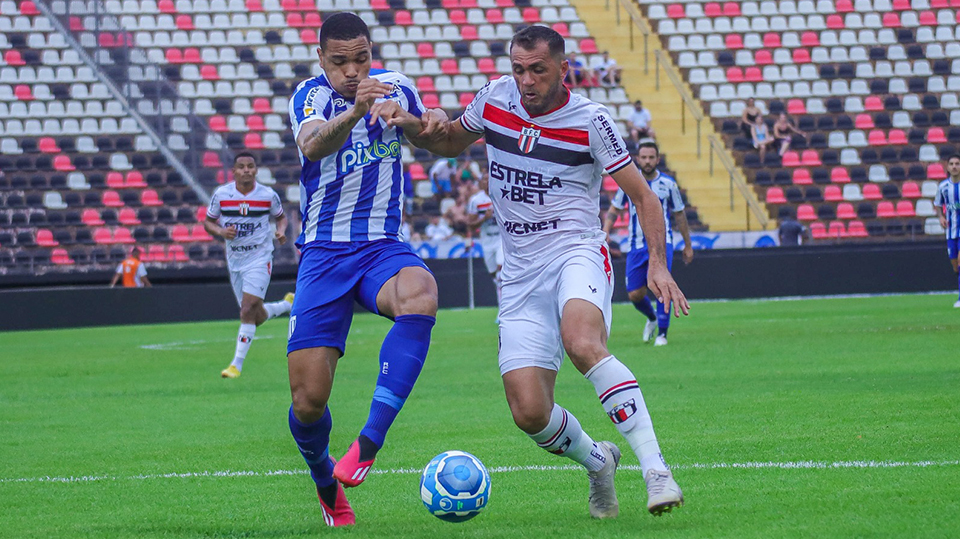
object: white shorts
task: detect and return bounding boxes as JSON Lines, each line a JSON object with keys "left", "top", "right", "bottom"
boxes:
{"left": 229, "top": 258, "right": 273, "bottom": 305}
{"left": 479, "top": 235, "right": 504, "bottom": 275}
{"left": 498, "top": 243, "right": 614, "bottom": 376}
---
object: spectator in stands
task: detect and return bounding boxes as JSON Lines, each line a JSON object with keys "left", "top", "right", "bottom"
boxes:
{"left": 425, "top": 214, "right": 454, "bottom": 242}
{"left": 109, "top": 247, "right": 151, "bottom": 288}
{"left": 429, "top": 157, "right": 458, "bottom": 198}
{"left": 592, "top": 51, "right": 621, "bottom": 87}
{"left": 456, "top": 157, "right": 482, "bottom": 185}
{"left": 751, "top": 118, "right": 774, "bottom": 163}
{"left": 564, "top": 52, "right": 585, "bottom": 88}
{"left": 740, "top": 98, "right": 762, "bottom": 139}
{"left": 627, "top": 100, "right": 655, "bottom": 142}
{"left": 773, "top": 113, "right": 806, "bottom": 156}
{"left": 778, "top": 217, "right": 807, "bottom": 247}
{"left": 400, "top": 213, "right": 421, "bottom": 243}
{"left": 444, "top": 180, "right": 477, "bottom": 236}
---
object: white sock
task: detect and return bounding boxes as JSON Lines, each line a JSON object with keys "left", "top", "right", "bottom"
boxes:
{"left": 529, "top": 404, "right": 607, "bottom": 472}
{"left": 231, "top": 323, "right": 256, "bottom": 370}
{"left": 585, "top": 355, "right": 667, "bottom": 476}
{"left": 263, "top": 299, "right": 291, "bottom": 319}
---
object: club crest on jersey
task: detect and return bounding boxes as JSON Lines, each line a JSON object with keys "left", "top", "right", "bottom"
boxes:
{"left": 238, "top": 202, "right": 250, "bottom": 216}
{"left": 518, "top": 126, "right": 541, "bottom": 153}
{"left": 608, "top": 399, "right": 637, "bottom": 424}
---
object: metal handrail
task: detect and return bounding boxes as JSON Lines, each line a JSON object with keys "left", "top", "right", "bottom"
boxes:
{"left": 707, "top": 135, "right": 769, "bottom": 230}
{"left": 653, "top": 49, "right": 703, "bottom": 157}
{"left": 610, "top": 0, "right": 652, "bottom": 75}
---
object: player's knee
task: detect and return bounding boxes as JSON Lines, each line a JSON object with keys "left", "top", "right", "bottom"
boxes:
{"left": 627, "top": 288, "right": 647, "bottom": 303}
{"left": 509, "top": 403, "right": 550, "bottom": 434}
{"left": 290, "top": 387, "right": 327, "bottom": 423}
{"left": 239, "top": 302, "right": 260, "bottom": 322}
{"left": 396, "top": 274, "right": 439, "bottom": 316}
{"left": 563, "top": 335, "right": 607, "bottom": 369}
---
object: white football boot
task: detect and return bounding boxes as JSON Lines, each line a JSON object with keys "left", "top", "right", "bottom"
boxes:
{"left": 642, "top": 319, "right": 657, "bottom": 343}
{"left": 953, "top": 300, "right": 960, "bottom": 308}
{"left": 587, "top": 441, "right": 621, "bottom": 519}
{"left": 654, "top": 335, "right": 668, "bottom": 347}
{"left": 644, "top": 469, "right": 683, "bottom": 515}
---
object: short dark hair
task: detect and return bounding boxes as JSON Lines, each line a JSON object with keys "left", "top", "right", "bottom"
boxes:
{"left": 319, "top": 12, "right": 370, "bottom": 48}
{"left": 948, "top": 153, "right": 960, "bottom": 162}
{"left": 234, "top": 152, "right": 257, "bottom": 165}
{"left": 510, "top": 25, "right": 565, "bottom": 60}
{"left": 638, "top": 141, "right": 660, "bottom": 155}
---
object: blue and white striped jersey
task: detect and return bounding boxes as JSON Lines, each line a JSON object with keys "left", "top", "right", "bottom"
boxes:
{"left": 934, "top": 178, "right": 960, "bottom": 240}
{"left": 611, "top": 170, "right": 685, "bottom": 251}
{"left": 288, "top": 69, "right": 425, "bottom": 246}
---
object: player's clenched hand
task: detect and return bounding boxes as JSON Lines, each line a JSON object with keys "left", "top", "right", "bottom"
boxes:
{"left": 369, "top": 100, "right": 420, "bottom": 132}
{"left": 275, "top": 229, "right": 287, "bottom": 245}
{"left": 647, "top": 265, "right": 690, "bottom": 317}
{"left": 418, "top": 108, "right": 449, "bottom": 139}
{"left": 221, "top": 225, "right": 237, "bottom": 240}
{"left": 682, "top": 244, "right": 694, "bottom": 265}
{"left": 353, "top": 79, "right": 395, "bottom": 117}
{"left": 940, "top": 215, "right": 948, "bottom": 229}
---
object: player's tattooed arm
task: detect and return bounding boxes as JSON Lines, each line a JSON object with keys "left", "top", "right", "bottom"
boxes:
{"left": 406, "top": 109, "right": 482, "bottom": 157}
{"left": 297, "top": 112, "right": 361, "bottom": 162}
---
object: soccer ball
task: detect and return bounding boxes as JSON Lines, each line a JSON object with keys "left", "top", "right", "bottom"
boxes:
{"left": 419, "top": 450, "right": 491, "bottom": 522}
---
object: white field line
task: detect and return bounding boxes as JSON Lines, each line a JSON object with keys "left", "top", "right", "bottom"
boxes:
{"left": 3, "top": 459, "right": 958, "bottom": 485}
{"left": 140, "top": 335, "right": 275, "bottom": 351}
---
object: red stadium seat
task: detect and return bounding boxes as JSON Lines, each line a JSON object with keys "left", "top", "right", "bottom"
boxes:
{"left": 286, "top": 12, "right": 304, "bottom": 27}
{"left": 809, "top": 222, "right": 828, "bottom": 239}
{"left": 196, "top": 206, "right": 207, "bottom": 222}
{"left": 141, "top": 189, "right": 162, "bottom": 206}
{"left": 93, "top": 228, "right": 114, "bottom": 244}
{"left": 38, "top": 137, "right": 59, "bottom": 153}
{"left": 168, "top": 244, "right": 189, "bottom": 262}
{"left": 892, "top": 0, "right": 911, "bottom": 9}
{"left": 200, "top": 65, "right": 219, "bottom": 80}
{"left": 371, "top": 0, "right": 388, "bottom": 8}
{"left": 99, "top": 33, "right": 116, "bottom": 47}
{"left": 827, "top": 221, "right": 847, "bottom": 238}
{"left": 253, "top": 98, "right": 272, "bottom": 114}
{"left": 787, "top": 99, "right": 806, "bottom": 115}
{"left": 175, "top": 15, "right": 193, "bottom": 30}
{"left": 831, "top": 168, "right": 851, "bottom": 183}
{"left": 53, "top": 154, "right": 75, "bottom": 171}
{"left": 862, "top": 184, "right": 882, "bottom": 200}
{"left": 4, "top": 50, "right": 25, "bottom": 66}
{"left": 106, "top": 171, "right": 125, "bottom": 188}
{"left": 824, "top": 185, "right": 843, "bottom": 201}
{"left": 416, "top": 76, "right": 435, "bottom": 92}
{"left": 297, "top": 0, "right": 313, "bottom": 10}
{"left": 417, "top": 42, "right": 435, "bottom": 58}
{"left": 190, "top": 224, "right": 213, "bottom": 242}
{"left": 217, "top": 170, "right": 233, "bottom": 184}
{"left": 395, "top": 10, "right": 412, "bottom": 25}
{"left": 928, "top": 128, "right": 947, "bottom": 143}
{"left": 580, "top": 38, "right": 598, "bottom": 54}
{"left": 551, "top": 22, "right": 569, "bottom": 37}
{"left": 69, "top": 16, "right": 84, "bottom": 31}
{"left": 203, "top": 152, "right": 222, "bottom": 168}
{"left": 461, "top": 0, "right": 477, "bottom": 7}
{"left": 119, "top": 208, "right": 141, "bottom": 225}
{"left": 459, "top": 93, "right": 475, "bottom": 108}
{"left": 82, "top": 209, "right": 105, "bottom": 226}
{"left": 826, "top": 14, "right": 845, "bottom": 28}
{"left": 602, "top": 175, "right": 618, "bottom": 192}
{"left": 765, "top": 187, "right": 786, "bottom": 203}
{"left": 103, "top": 190, "right": 124, "bottom": 208}
{"left": 244, "top": 133, "right": 264, "bottom": 149}
{"left": 409, "top": 162, "right": 426, "bottom": 181}
{"left": 704, "top": 2, "right": 721, "bottom": 16}
{"left": 792, "top": 49, "right": 811, "bottom": 63}
{"left": 128, "top": 171, "right": 147, "bottom": 188}
{"left": 246, "top": 115, "right": 265, "bottom": 131}
{"left": 281, "top": 0, "right": 296, "bottom": 10}
{"left": 36, "top": 229, "right": 58, "bottom": 247}
{"left": 494, "top": 0, "right": 513, "bottom": 6}
{"left": 442, "top": 0, "right": 458, "bottom": 8}
{"left": 301, "top": 29, "right": 318, "bottom": 43}
{"left": 782, "top": 151, "right": 800, "bottom": 167}
{"left": 184, "top": 48, "right": 201, "bottom": 63}
{"left": 485, "top": 9, "right": 504, "bottom": 23}
{"left": 868, "top": 130, "right": 887, "bottom": 145}
{"left": 864, "top": 96, "right": 884, "bottom": 111}
{"left": 158, "top": 0, "right": 176, "bottom": 12}
{"left": 21, "top": 1, "right": 40, "bottom": 15}
{"left": 931, "top": 0, "right": 947, "bottom": 6}
{"left": 876, "top": 201, "right": 896, "bottom": 218}
{"left": 801, "top": 150, "right": 821, "bottom": 166}
{"left": 666, "top": 4, "right": 685, "bottom": 18}
{"left": 726, "top": 67, "right": 744, "bottom": 82}
{"left": 918, "top": 11, "right": 936, "bottom": 25}
{"left": 449, "top": 9, "right": 466, "bottom": 24}
{"left": 209, "top": 115, "right": 227, "bottom": 132}
{"left": 837, "top": 202, "right": 857, "bottom": 218}
{"left": 763, "top": 33, "right": 780, "bottom": 48}
{"left": 422, "top": 93, "right": 440, "bottom": 108}
{"left": 304, "top": 12, "right": 321, "bottom": 26}
{"left": 888, "top": 129, "right": 907, "bottom": 145}
{"left": 755, "top": 50, "right": 772, "bottom": 64}
{"left": 797, "top": 204, "right": 817, "bottom": 221}
{"left": 901, "top": 181, "right": 921, "bottom": 198}
{"left": 461, "top": 25, "right": 478, "bottom": 40}
{"left": 801, "top": 32, "right": 819, "bottom": 47}
{"left": 478, "top": 57, "right": 497, "bottom": 74}
{"left": 166, "top": 48, "right": 183, "bottom": 63}
{"left": 171, "top": 225, "right": 191, "bottom": 242}
{"left": 835, "top": 0, "right": 854, "bottom": 11}
{"left": 15, "top": 84, "right": 34, "bottom": 100}
{"left": 928, "top": 163, "right": 947, "bottom": 179}
{"left": 522, "top": 7, "right": 540, "bottom": 22}
{"left": 441, "top": 59, "right": 459, "bottom": 74}
{"left": 896, "top": 200, "right": 916, "bottom": 217}
{"left": 882, "top": 13, "right": 901, "bottom": 27}
{"left": 723, "top": 1, "right": 741, "bottom": 15}
{"left": 744, "top": 67, "right": 762, "bottom": 82}
{"left": 51, "top": 248, "right": 75, "bottom": 265}
{"left": 847, "top": 220, "right": 869, "bottom": 237}
{"left": 725, "top": 34, "right": 743, "bottom": 49}
{"left": 855, "top": 114, "right": 874, "bottom": 129}
{"left": 113, "top": 228, "right": 136, "bottom": 244}
{"left": 793, "top": 168, "right": 812, "bottom": 184}
{"left": 144, "top": 245, "right": 167, "bottom": 263}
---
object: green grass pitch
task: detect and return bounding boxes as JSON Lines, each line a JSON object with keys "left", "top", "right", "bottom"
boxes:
{"left": 2, "top": 294, "right": 959, "bottom": 538}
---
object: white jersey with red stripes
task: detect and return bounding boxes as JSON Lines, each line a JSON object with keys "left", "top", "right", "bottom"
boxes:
{"left": 206, "top": 181, "right": 284, "bottom": 269}
{"left": 459, "top": 75, "right": 633, "bottom": 280}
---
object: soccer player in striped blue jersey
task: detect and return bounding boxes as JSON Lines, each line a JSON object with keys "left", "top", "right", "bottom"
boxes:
{"left": 604, "top": 142, "right": 693, "bottom": 346}
{"left": 934, "top": 153, "right": 960, "bottom": 307}
{"left": 283, "top": 13, "right": 444, "bottom": 527}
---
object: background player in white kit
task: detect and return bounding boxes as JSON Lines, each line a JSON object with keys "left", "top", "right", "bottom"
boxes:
{"left": 375, "top": 26, "right": 690, "bottom": 519}
{"left": 204, "top": 152, "right": 293, "bottom": 378}
{"left": 466, "top": 174, "right": 504, "bottom": 310}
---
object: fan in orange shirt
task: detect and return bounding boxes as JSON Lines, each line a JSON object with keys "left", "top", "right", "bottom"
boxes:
{"left": 109, "top": 247, "right": 152, "bottom": 288}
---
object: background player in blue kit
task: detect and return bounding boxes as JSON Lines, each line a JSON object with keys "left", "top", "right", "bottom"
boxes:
{"left": 604, "top": 142, "right": 693, "bottom": 346}
{"left": 284, "top": 12, "right": 444, "bottom": 527}
{"left": 934, "top": 154, "right": 960, "bottom": 308}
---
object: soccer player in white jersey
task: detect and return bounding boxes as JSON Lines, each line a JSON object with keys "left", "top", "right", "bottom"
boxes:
{"left": 374, "top": 25, "right": 690, "bottom": 519}
{"left": 466, "top": 174, "right": 504, "bottom": 308}
{"left": 604, "top": 142, "right": 693, "bottom": 346}
{"left": 204, "top": 152, "right": 293, "bottom": 379}
{"left": 284, "top": 13, "right": 442, "bottom": 527}
{"left": 935, "top": 153, "right": 960, "bottom": 307}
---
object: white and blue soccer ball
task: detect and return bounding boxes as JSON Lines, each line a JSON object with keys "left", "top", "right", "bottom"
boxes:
{"left": 420, "top": 450, "right": 491, "bottom": 522}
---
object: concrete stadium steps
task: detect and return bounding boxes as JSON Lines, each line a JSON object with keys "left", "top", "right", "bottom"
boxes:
{"left": 571, "top": 0, "right": 769, "bottom": 231}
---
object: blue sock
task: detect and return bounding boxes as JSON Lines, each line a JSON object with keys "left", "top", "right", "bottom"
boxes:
{"left": 632, "top": 297, "right": 657, "bottom": 321}
{"left": 656, "top": 301, "right": 670, "bottom": 337}
{"left": 359, "top": 314, "right": 435, "bottom": 453}
{"left": 289, "top": 405, "right": 335, "bottom": 488}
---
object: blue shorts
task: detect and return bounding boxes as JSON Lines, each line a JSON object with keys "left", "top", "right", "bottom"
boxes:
{"left": 948, "top": 238, "right": 959, "bottom": 259}
{"left": 287, "top": 239, "right": 431, "bottom": 356}
{"left": 624, "top": 246, "right": 674, "bottom": 293}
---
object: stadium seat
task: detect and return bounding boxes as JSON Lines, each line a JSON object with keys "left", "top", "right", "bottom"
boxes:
{"left": 876, "top": 201, "right": 897, "bottom": 218}
{"left": 827, "top": 221, "right": 847, "bottom": 238}
{"left": 847, "top": 220, "right": 869, "bottom": 237}
{"left": 901, "top": 181, "right": 921, "bottom": 199}
{"left": 863, "top": 184, "right": 883, "bottom": 200}
{"left": 766, "top": 187, "right": 787, "bottom": 203}
{"left": 810, "top": 222, "right": 828, "bottom": 239}
{"left": 141, "top": 189, "right": 163, "bottom": 206}
{"left": 119, "top": 208, "right": 141, "bottom": 225}
{"left": 171, "top": 225, "right": 192, "bottom": 242}
{"left": 837, "top": 202, "right": 857, "bottom": 219}
{"left": 190, "top": 224, "right": 213, "bottom": 241}
{"left": 797, "top": 204, "right": 817, "bottom": 220}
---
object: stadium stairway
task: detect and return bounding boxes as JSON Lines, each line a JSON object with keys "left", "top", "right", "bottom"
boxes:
{"left": 571, "top": 0, "right": 765, "bottom": 231}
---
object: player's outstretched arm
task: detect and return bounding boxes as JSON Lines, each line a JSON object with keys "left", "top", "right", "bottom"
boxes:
{"left": 674, "top": 210, "right": 694, "bottom": 265}
{"left": 611, "top": 164, "right": 690, "bottom": 317}
{"left": 406, "top": 109, "right": 483, "bottom": 158}
{"left": 274, "top": 213, "right": 288, "bottom": 245}
{"left": 297, "top": 79, "right": 394, "bottom": 161}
